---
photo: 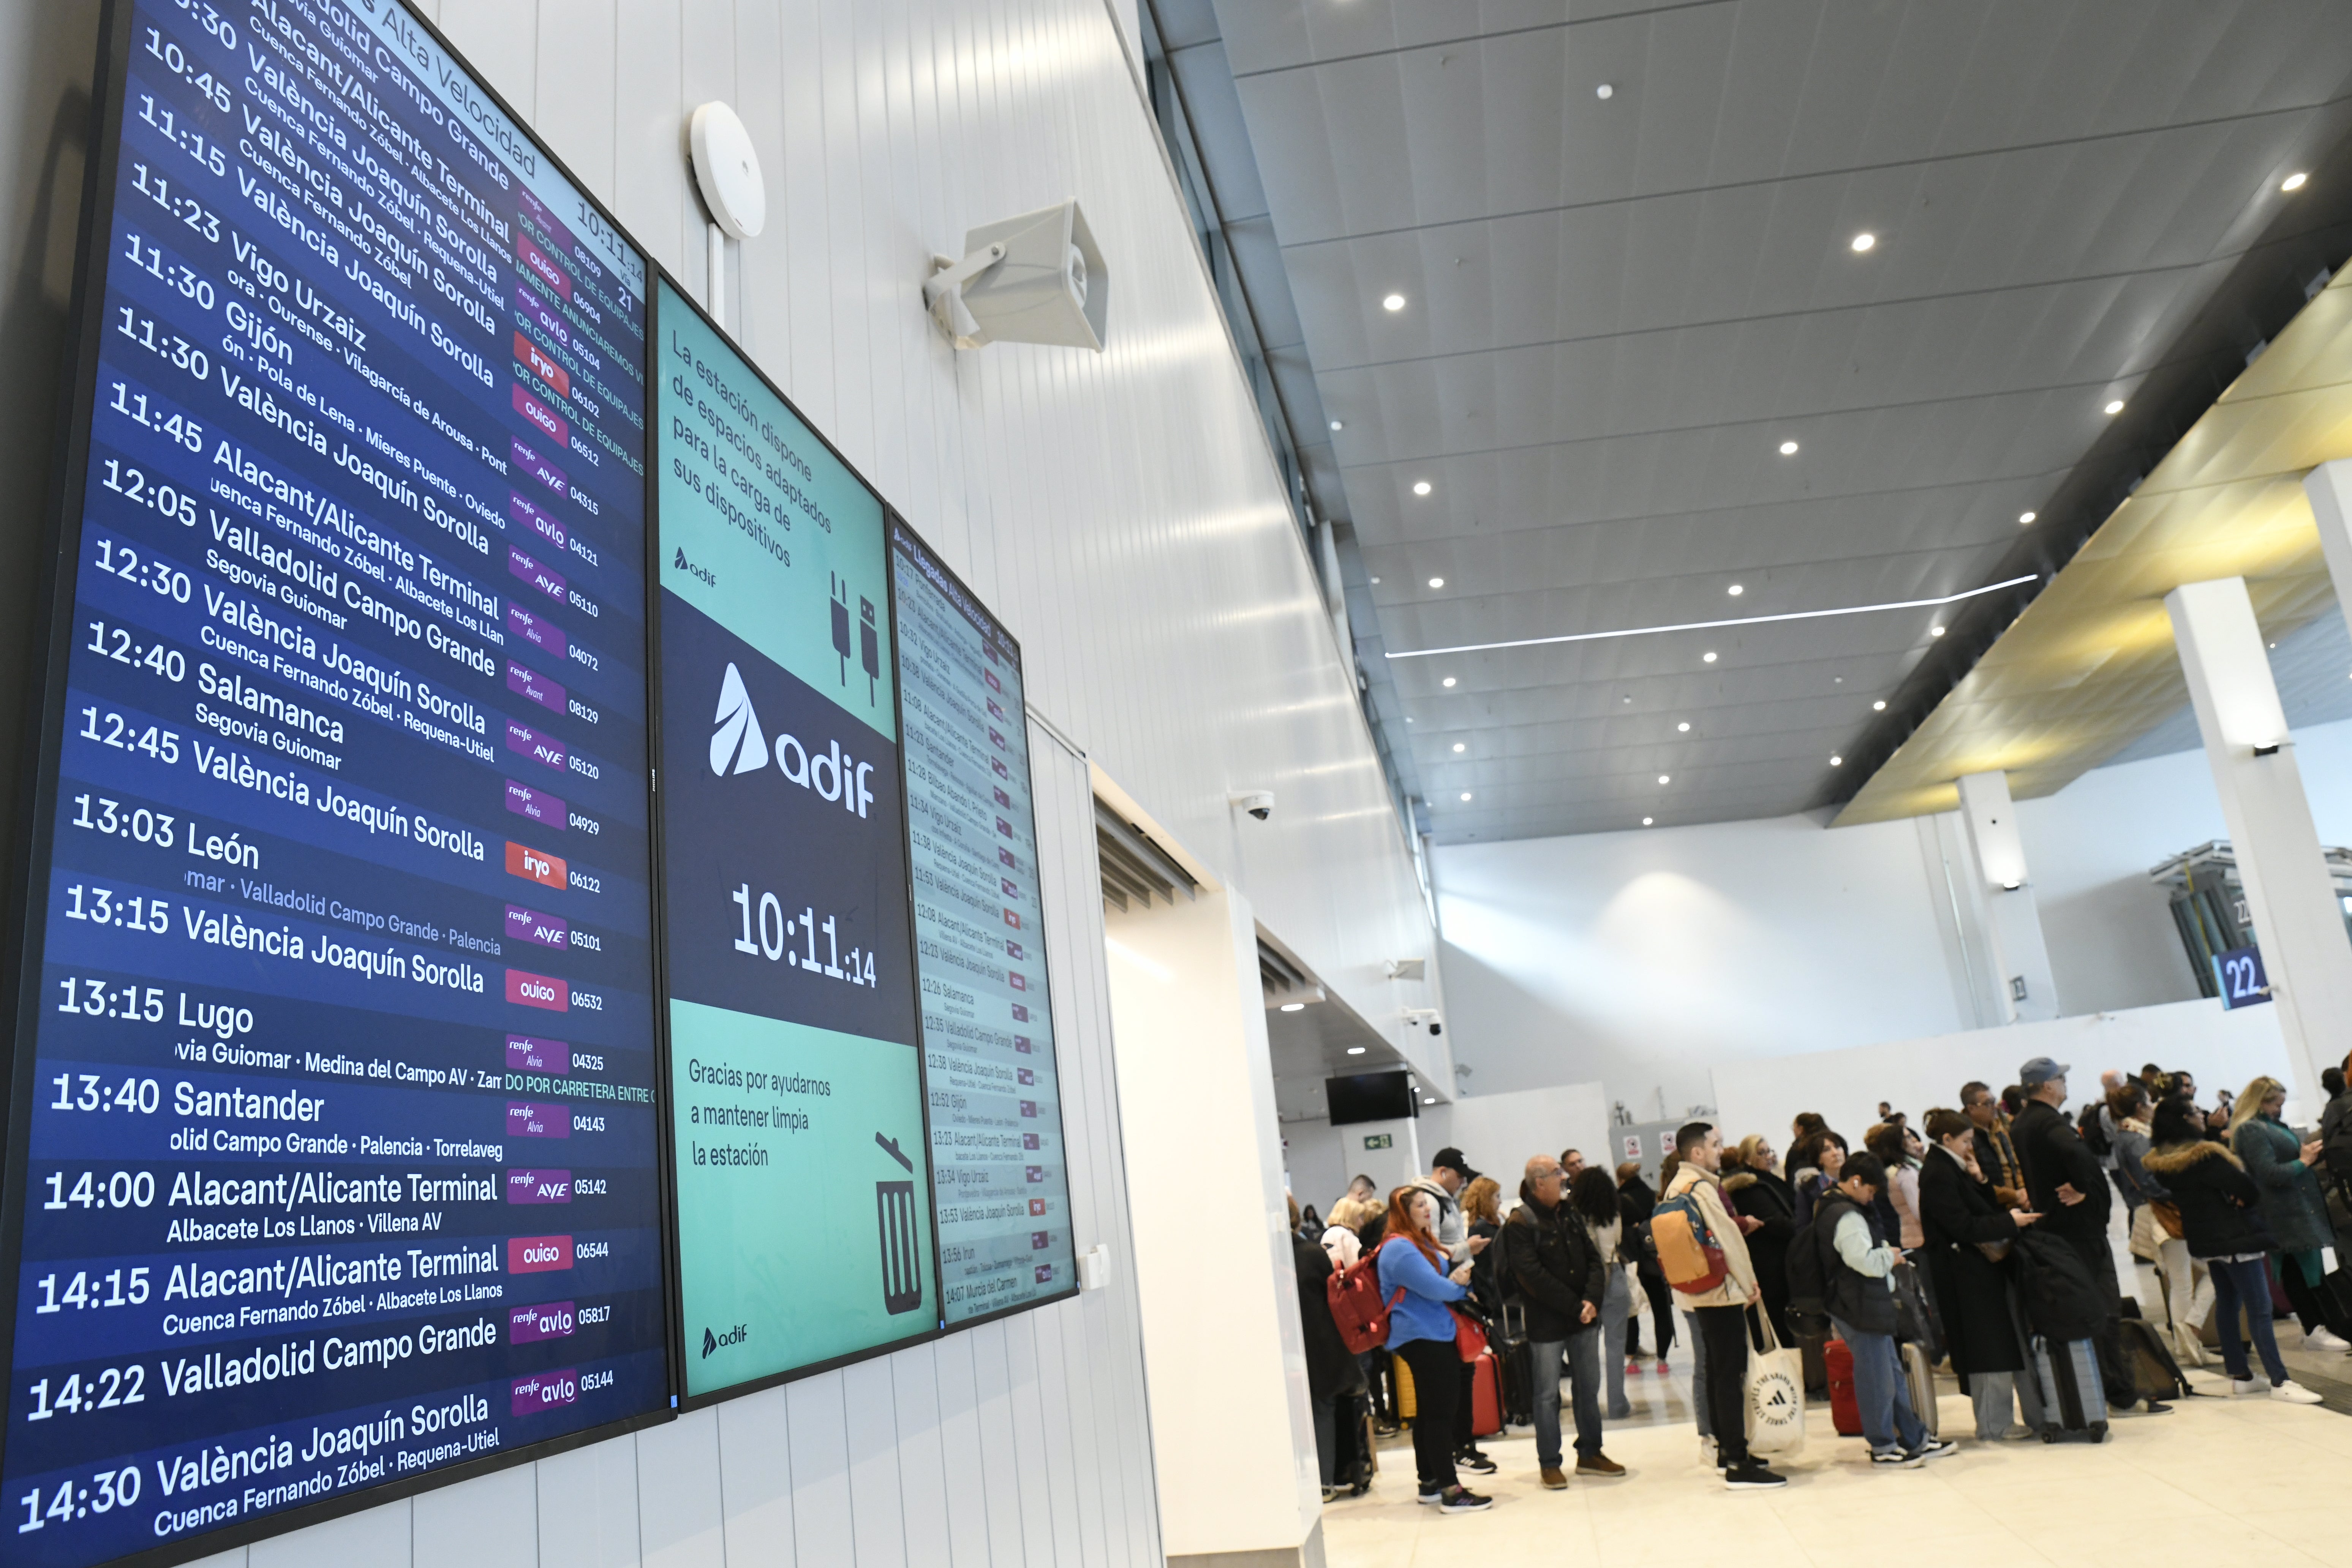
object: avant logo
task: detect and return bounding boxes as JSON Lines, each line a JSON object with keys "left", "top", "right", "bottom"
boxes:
{"left": 702, "top": 1323, "right": 749, "bottom": 1358}
{"left": 703, "top": 662, "right": 877, "bottom": 817}
{"left": 709, "top": 662, "right": 770, "bottom": 776}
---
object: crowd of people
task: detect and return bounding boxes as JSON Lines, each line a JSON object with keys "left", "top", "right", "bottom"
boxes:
{"left": 1291, "top": 1056, "right": 2352, "bottom": 1512}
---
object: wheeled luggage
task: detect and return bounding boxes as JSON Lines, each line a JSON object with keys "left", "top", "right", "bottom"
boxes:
{"left": 1497, "top": 1302, "right": 1535, "bottom": 1429}
{"left": 1900, "top": 1340, "right": 1939, "bottom": 1437}
{"left": 1328, "top": 1389, "right": 1374, "bottom": 1495}
{"left": 1469, "top": 1349, "right": 1504, "bottom": 1438}
{"left": 1823, "top": 1337, "right": 1863, "bottom": 1437}
{"left": 1392, "top": 1351, "right": 1416, "bottom": 1421}
{"left": 2028, "top": 1334, "right": 2108, "bottom": 1443}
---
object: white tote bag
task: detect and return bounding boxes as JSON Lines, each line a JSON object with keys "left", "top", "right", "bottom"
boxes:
{"left": 1743, "top": 1307, "right": 1807, "bottom": 1456}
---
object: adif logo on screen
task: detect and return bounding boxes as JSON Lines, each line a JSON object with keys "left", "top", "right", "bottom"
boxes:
{"left": 707, "top": 661, "right": 876, "bottom": 817}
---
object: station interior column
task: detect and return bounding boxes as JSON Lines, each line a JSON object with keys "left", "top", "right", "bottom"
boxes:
{"left": 1953, "top": 769, "right": 2061, "bottom": 1023}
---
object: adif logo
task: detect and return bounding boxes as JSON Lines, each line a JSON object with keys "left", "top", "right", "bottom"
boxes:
{"left": 707, "top": 662, "right": 877, "bottom": 818}
{"left": 710, "top": 663, "right": 769, "bottom": 776}
{"left": 702, "top": 1323, "right": 749, "bottom": 1358}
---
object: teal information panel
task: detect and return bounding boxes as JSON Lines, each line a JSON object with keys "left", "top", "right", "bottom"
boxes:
{"left": 653, "top": 281, "right": 934, "bottom": 1399}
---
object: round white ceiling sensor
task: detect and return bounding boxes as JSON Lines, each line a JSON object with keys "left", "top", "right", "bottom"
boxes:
{"left": 1596, "top": 83, "right": 1614, "bottom": 99}
{"left": 690, "top": 102, "right": 767, "bottom": 239}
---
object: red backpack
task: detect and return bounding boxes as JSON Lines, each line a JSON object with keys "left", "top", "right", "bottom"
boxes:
{"left": 1327, "top": 1247, "right": 1406, "bottom": 1355}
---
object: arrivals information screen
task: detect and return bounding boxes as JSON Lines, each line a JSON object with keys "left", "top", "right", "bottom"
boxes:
{"left": 0, "top": 0, "right": 669, "bottom": 1560}
{"left": 654, "top": 281, "right": 936, "bottom": 1400}
{"left": 888, "top": 524, "right": 1075, "bottom": 1324}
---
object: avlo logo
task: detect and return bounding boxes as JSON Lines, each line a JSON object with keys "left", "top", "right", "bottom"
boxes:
{"left": 702, "top": 1323, "right": 749, "bottom": 1358}
{"left": 709, "top": 662, "right": 768, "bottom": 776}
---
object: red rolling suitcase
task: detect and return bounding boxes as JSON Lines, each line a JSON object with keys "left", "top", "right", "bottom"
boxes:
{"left": 1824, "top": 1337, "right": 1863, "bottom": 1437}
{"left": 1470, "top": 1350, "right": 1504, "bottom": 1439}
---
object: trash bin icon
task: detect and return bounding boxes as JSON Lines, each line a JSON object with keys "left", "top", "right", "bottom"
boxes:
{"left": 875, "top": 1132, "right": 923, "bottom": 1315}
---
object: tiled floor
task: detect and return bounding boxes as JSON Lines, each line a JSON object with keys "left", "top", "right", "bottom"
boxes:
{"left": 1324, "top": 1312, "right": 2352, "bottom": 1567}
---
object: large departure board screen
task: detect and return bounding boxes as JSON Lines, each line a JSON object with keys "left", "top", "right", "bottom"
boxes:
{"left": 654, "top": 281, "right": 936, "bottom": 1401}
{"left": 888, "top": 523, "right": 1076, "bottom": 1324}
{"left": 0, "top": 0, "right": 670, "bottom": 1560}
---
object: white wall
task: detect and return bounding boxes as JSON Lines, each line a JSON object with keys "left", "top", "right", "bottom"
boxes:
{"left": 0, "top": 0, "right": 1442, "bottom": 1558}
{"left": 1423, "top": 1083, "right": 1611, "bottom": 1199}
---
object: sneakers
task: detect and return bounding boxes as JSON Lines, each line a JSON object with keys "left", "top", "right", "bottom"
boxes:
{"left": 1905, "top": 1438, "right": 1959, "bottom": 1462}
{"left": 2230, "top": 1376, "right": 2265, "bottom": 1395}
{"left": 1698, "top": 1435, "right": 1718, "bottom": 1468}
{"left": 1454, "top": 1448, "right": 1498, "bottom": 1475}
{"left": 1724, "top": 1460, "right": 1789, "bottom": 1490}
{"left": 1625, "top": 1360, "right": 1645, "bottom": 1376}
{"left": 1870, "top": 1449, "right": 1925, "bottom": 1468}
{"left": 1655, "top": 1358, "right": 1671, "bottom": 1373}
{"left": 2305, "top": 1327, "right": 2352, "bottom": 1353}
{"left": 1576, "top": 1453, "right": 1627, "bottom": 1478}
{"left": 1437, "top": 1486, "right": 1493, "bottom": 1514}
{"left": 2272, "top": 1379, "right": 2324, "bottom": 1405}
{"left": 1539, "top": 1467, "right": 1569, "bottom": 1490}
{"left": 1416, "top": 1489, "right": 1445, "bottom": 1506}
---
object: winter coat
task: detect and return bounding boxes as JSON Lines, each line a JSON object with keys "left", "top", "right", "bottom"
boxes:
{"left": 1293, "top": 1238, "right": 1361, "bottom": 1401}
{"left": 2112, "top": 1116, "right": 2160, "bottom": 1205}
{"left": 1808, "top": 1191, "right": 1897, "bottom": 1335}
{"left": 2009, "top": 1227, "right": 2107, "bottom": 1340}
{"left": 1501, "top": 1189, "right": 1605, "bottom": 1340}
{"left": 1618, "top": 1176, "right": 1660, "bottom": 1279}
{"left": 1660, "top": 1164, "right": 1756, "bottom": 1309}
{"left": 2143, "top": 1139, "right": 2273, "bottom": 1259}
{"left": 1466, "top": 1219, "right": 1504, "bottom": 1320}
{"left": 2234, "top": 1113, "right": 2333, "bottom": 1254}
{"left": 2011, "top": 1099, "right": 2110, "bottom": 1241}
{"left": 1723, "top": 1168, "right": 1796, "bottom": 1310}
{"left": 1916, "top": 1145, "right": 2028, "bottom": 1378}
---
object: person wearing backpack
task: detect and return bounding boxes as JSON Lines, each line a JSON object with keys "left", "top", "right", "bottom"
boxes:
{"left": 1660, "top": 1122, "right": 1787, "bottom": 1490}
{"left": 2317, "top": 1064, "right": 2352, "bottom": 1201}
{"left": 1808, "top": 1151, "right": 1958, "bottom": 1466}
{"left": 1374, "top": 1187, "right": 1492, "bottom": 1514}
{"left": 1501, "top": 1154, "right": 1623, "bottom": 1489}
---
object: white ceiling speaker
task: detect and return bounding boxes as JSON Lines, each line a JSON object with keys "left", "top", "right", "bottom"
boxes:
{"left": 924, "top": 201, "right": 1108, "bottom": 351}
{"left": 689, "top": 102, "right": 766, "bottom": 239}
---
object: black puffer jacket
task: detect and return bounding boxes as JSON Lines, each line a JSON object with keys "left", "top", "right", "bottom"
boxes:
{"left": 1502, "top": 1187, "right": 1604, "bottom": 1340}
{"left": 2143, "top": 1139, "right": 2274, "bottom": 1259}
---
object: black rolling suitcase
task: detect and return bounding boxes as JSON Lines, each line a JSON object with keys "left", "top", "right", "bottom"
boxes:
{"left": 2029, "top": 1335, "right": 2109, "bottom": 1443}
{"left": 1497, "top": 1301, "right": 1536, "bottom": 1429}
{"left": 1328, "top": 1389, "right": 1374, "bottom": 1495}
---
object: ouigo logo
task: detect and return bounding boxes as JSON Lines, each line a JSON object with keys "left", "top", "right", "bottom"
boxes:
{"left": 706, "top": 662, "right": 877, "bottom": 817}
{"left": 709, "top": 662, "right": 770, "bottom": 776}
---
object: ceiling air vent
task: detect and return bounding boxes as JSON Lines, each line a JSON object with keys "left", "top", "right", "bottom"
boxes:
{"left": 1095, "top": 802, "right": 1196, "bottom": 912}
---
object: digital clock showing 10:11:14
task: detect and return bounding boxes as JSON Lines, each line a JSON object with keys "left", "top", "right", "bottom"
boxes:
{"left": 727, "top": 885, "right": 879, "bottom": 988}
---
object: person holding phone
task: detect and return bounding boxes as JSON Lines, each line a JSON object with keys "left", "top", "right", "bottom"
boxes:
{"left": 1376, "top": 1187, "right": 1492, "bottom": 1513}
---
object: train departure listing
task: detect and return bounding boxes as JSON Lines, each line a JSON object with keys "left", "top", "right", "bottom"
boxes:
{"left": 887, "top": 521, "right": 1075, "bottom": 1324}
{"left": 3, "top": 0, "right": 666, "bottom": 1560}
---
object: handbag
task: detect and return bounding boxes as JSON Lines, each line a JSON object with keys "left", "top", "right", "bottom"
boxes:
{"left": 1450, "top": 1303, "right": 1489, "bottom": 1363}
{"left": 1742, "top": 1306, "right": 1807, "bottom": 1456}
{"left": 2150, "top": 1200, "right": 2184, "bottom": 1239}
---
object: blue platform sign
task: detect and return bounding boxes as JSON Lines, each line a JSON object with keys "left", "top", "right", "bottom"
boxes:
{"left": 2214, "top": 945, "right": 2271, "bottom": 1010}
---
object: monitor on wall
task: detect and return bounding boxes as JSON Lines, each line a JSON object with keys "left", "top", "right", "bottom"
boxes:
{"left": 1326, "top": 1072, "right": 1418, "bottom": 1126}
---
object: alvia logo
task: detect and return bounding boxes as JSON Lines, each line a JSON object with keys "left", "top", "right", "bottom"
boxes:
{"left": 706, "top": 662, "right": 877, "bottom": 818}
{"left": 702, "top": 1323, "right": 749, "bottom": 1358}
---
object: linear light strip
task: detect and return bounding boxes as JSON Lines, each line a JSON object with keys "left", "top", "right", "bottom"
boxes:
{"left": 1383, "top": 574, "right": 2042, "bottom": 660}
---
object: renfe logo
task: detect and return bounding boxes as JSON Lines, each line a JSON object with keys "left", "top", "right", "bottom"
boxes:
{"left": 705, "top": 662, "right": 876, "bottom": 817}
{"left": 507, "top": 1167, "right": 573, "bottom": 1203}
{"left": 702, "top": 1323, "right": 748, "bottom": 1358}
{"left": 511, "top": 1368, "right": 578, "bottom": 1416}
{"left": 507, "top": 1235, "right": 574, "bottom": 1273}
{"left": 509, "top": 1301, "right": 576, "bottom": 1343}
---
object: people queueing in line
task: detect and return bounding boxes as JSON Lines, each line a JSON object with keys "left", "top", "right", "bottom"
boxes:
{"left": 1291, "top": 1197, "right": 1369, "bottom": 1498}
{"left": 1864, "top": 1122, "right": 1924, "bottom": 1249}
{"left": 1789, "top": 1129, "right": 1847, "bottom": 1230}
{"left": 1616, "top": 1160, "right": 1675, "bottom": 1371}
{"left": 1462, "top": 1175, "right": 1506, "bottom": 1326}
{"left": 1407, "top": 1149, "right": 1499, "bottom": 1478}
{"left": 1806, "top": 1149, "right": 1959, "bottom": 1465}
{"left": 1723, "top": 1135, "right": 1798, "bottom": 1345}
{"left": 1561, "top": 1148, "right": 1586, "bottom": 1180}
{"left": 1916, "top": 1106, "right": 2045, "bottom": 1438}
{"left": 2319, "top": 1066, "right": 2352, "bottom": 1187}
{"left": 1500, "top": 1155, "right": 1625, "bottom": 1487}
{"left": 2143, "top": 1095, "right": 2324, "bottom": 1402}
{"left": 2228, "top": 1076, "right": 2352, "bottom": 1353}
{"left": 1963, "top": 1081, "right": 2028, "bottom": 1207}
{"left": 1664, "top": 1122, "right": 1788, "bottom": 1490}
{"left": 2107, "top": 1079, "right": 2157, "bottom": 1220}
{"left": 1570, "top": 1166, "right": 1638, "bottom": 1420}
{"left": 1374, "top": 1185, "right": 1492, "bottom": 1513}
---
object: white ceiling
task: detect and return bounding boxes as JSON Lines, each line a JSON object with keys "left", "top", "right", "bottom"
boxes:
{"left": 1188, "top": 0, "right": 2352, "bottom": 842}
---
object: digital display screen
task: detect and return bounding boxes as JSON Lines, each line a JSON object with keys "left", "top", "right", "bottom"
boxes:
{"left": 888, "top": 522, "right": 1075, "bottom": 1324}
{"left": 654, "top": 280, "right": 935, "bottom": 1399}
{"left": 0, "top": 0, "right": 669, "bottom": 1559}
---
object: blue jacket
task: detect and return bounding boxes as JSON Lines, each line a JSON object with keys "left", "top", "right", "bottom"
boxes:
{"left": 1376, "top": 1236, "right": 1467, "bottom": 1350}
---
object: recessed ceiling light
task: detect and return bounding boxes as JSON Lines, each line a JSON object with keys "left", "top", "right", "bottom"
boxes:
{"left": 1727, "top": 584, "right": 1744, "bottom": 596}
{"left": 1702, "top": 651, "right": 1717, "bottom": 663}
{"left": 1677, "top": 722, "right": 1690, "bottom": 732}
{"left": 1369, "top": 575, "right": 1381, "bottom": 583}
{"left": 1330, "top": 419, "right": 1344, "bottom": 431}
{"left": 1930, "top": 624, "right": 1946, "bottom": 637}
{"left": 1641, "top": 816, "right": 1653, "bottom": 826}
{"left": 1850, "top": 232, "right": 1876, "bottom": 253}
{"left": 2104, "top": 399, "right": 2125, "bottom": 415}
{"left": 1459, "top": 792, "right": 1473, "bottom": 801}
{"left": 1279, "top": 1001, "right": 1306, "bottom": 1012}
{"left": 1428, "top": 576, "right": 1445, "bottom": 588}
{"left": 1622, "top": 695, "right": 1633, "bottom": 705}
{"left": 1413, "top": 481, "right": 1432, "bottom": 496}
{"left": 2018, "top": 511, "right": 2037, "bottom": 524}
{"left": 1442, "top": 676, "right": 1457, "bottom": 687}
{"left": 1452, "top": 742, "right": 1465, "bottom": 752}
{"left": 2283, "top": 172, "right": 2309, "bottom": 192}
{"left": 1658, "top": 774, "right": 1671, "bottom": 785}
{"left": 1382, "top": 293, "right": 1407, "bottom": 312}
{"left": 1778, "top": 440, "right": 1800, "bottom": 455}
{"left": 1596, "top": 83, "right": 1614, "bottom": 99}
{"left": 1422, "top": 1097, "right": 1436, "bottom": 1105}
{"left": 1346, "top": 1046, "right": 1366, "bottom": 1055}
{"left": 1830, "top": 755, "right": 1843, "bottom": 766}
{"left": 1872, "top": 700, "right": 1886, "bottom": 711}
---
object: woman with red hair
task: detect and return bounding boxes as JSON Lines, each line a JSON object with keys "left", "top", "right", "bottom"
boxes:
{"left": 1376, "top": 1186, "right": 1491, "bottom": 1513}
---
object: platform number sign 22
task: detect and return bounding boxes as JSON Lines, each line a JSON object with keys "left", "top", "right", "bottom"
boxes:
{"left": 2214, "top": 945, "right": 2271, "bottom": 1010}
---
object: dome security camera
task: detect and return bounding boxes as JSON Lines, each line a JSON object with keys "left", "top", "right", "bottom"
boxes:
{"left": 1229, "top": 790, "right": 1275, "bottom": 822}
{"left": 924, "top": 201, "right": 1109, "bottom": 351}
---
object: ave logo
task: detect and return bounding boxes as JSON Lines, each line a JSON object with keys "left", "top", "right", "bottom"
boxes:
{"left": 705, "top": 661, "right": 877, "bottom": 818}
